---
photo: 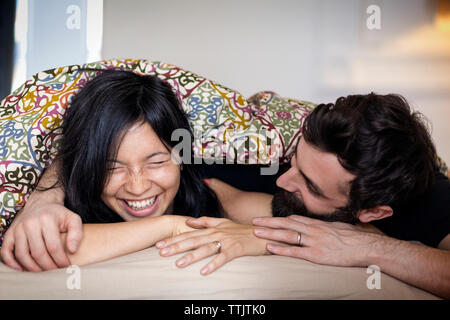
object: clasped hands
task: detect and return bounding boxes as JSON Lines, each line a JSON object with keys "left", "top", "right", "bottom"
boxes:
{"left": 156, "top": 215, "right": 383, "bottom": 275}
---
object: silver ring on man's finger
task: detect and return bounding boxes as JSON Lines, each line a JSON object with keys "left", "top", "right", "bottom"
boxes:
{"left": 297, "top": 232, "right": 302, "bottom": 246}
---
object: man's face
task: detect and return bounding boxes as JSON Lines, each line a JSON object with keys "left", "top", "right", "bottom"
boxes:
{"left": 273, "top": 136, "right": 358, "bottom": 223}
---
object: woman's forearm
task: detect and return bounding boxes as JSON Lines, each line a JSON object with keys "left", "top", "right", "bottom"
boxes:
{"left": 62, "top": 215, "right": 182, "bottom": 267}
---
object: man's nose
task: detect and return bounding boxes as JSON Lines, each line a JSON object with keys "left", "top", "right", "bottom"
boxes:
{"left": 125, "top": 170, "right": 151, "bottom": 196}
{"left": 276, "top": 167, "right": 297, "bottom": 193}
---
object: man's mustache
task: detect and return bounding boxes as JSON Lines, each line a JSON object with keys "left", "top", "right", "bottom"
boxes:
{"left": 271, "top": 188, "right": 358, "bottom": 224}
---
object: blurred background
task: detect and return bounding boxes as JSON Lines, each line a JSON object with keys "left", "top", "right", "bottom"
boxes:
{"left": 1, "top": 0, "right": 449, "bottom": 165}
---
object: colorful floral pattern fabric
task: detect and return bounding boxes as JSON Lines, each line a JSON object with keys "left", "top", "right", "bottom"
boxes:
{"left": 0, "top": 59, "right": 316, "bottom": 244}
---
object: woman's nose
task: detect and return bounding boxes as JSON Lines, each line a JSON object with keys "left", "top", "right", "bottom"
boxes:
{"left": 124, "top": 170, "right": 152, "bottom": 196}
{"left": 276, "top": 167, "right": 297, "bottom": 193}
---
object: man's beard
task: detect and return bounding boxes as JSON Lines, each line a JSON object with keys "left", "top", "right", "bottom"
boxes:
{"left": 271, "top": 188, "right": 359, "bottom": 224}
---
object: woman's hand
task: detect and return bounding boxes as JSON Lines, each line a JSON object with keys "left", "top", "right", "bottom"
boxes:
{"left": 156, "top": 217, "right": 272, "bottom": 275}
{"left": 168, "top": 214, "right": 199, "bottom": 237}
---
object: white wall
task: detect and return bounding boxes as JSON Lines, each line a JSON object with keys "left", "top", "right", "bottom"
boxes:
{"left": 102, "top": 0, "right": 450, "bottom": 166}
{"left": 12, "top": 0, "right": 103, "bottom": 91}
{"left": 26, "top": 0, "right": 87, "bottom": 78}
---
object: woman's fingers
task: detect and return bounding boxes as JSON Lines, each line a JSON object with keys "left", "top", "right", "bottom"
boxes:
{"left": 156, "top": 228, "right": 214, "bottom": 249}
{"left": 158, "top": 233, "right": 231, "bottom": 275}
{"left": 159, "top": 233, "right": 217, "bottom": 256}
{"left": 186, "top": 217, "right": 229, "bottom": 228}
{"left": 200, "top": 251, "right": 230, "bottom": 275}
{"left": 175, "top": 241, "right": 222, "bottom": 268}
{"left": 173, "top": 241, "right": 231, "bottom": 276}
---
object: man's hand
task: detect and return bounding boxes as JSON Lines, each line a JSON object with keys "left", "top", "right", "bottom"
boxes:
{"left": 252, "top": 215, "right": 383, "bottom": 267}
{"left": 1, "top": 201, "right": 83, "bottom": 272}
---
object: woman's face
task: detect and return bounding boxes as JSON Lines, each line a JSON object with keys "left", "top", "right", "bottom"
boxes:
{"left": 101, "top": 121, "right": 181, "bottom": 221}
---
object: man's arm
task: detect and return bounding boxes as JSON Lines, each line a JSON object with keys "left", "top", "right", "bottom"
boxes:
{"left": 1, "top": 162, "right": 82, "bottom": 271}
{"left": 253, "top": 215, "right": 450, "bottom": 299}
{"left": 370, "top": 234, "right": 450, "bottom": 299}
{"left": 208, "top": 178, "right": 272, "bottom": 224}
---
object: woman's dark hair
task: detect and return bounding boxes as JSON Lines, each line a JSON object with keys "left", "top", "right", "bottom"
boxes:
{"left": 302, "top": 92, "right": 438, "bottom": 216}
{"left": 54, "top": 69, "right": 222, "bottom": 222}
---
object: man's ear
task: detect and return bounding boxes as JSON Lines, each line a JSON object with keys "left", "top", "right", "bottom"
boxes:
{"left": 357, "top": 205, "right": 393, "bottom": 223}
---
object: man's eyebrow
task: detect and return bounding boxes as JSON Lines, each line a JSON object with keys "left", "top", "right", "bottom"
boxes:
{"left": 293, "top": 139, "right": 324, "bottom": 197}
{"left": 293, "top": 137, "right": 329, "bottom": 198}
{"left": 297, "top": 166, "right": 329, "bottom": 199}
{"left": 107, "top": 151, "right": 169, "bottom": 164}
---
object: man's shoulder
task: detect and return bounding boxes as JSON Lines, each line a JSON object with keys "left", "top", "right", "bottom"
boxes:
{"left": 372, "top": 171, "right": 450, "bottom": 247}
{"left": 423, "top": 171, "right": 450, "bottom": 208}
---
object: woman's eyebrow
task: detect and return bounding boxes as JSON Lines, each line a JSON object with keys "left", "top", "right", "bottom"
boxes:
{"left": 107, "top": 151, "right": 170, "bottom": 164}
{"left": 144, "top": 151, "right": 170, "bottom": 159}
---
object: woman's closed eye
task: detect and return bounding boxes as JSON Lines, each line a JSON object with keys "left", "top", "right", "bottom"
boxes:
{"left": 107, "top": 160, "right": 169, "bottom": 171}
{"left": 145, "top": 159, "right": 170, "bottom": 167}
{"left": 107, "top": 166, "right": 126, "bottom": 173}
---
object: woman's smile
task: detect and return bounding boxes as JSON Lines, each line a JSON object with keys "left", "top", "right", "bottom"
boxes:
{"left": 120, "top": 194, "right": 161, "bottom": 217}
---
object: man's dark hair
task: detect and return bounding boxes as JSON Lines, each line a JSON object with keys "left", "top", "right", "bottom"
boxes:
{"left": 53, "top": 69, "right": 222, "bottom": 222}
{"left": 302, "top": 93, "right": 438, "bottom": 216}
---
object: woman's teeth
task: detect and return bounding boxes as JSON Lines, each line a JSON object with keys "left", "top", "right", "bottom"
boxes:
{"left": 125, "top": 196, "right": 156, "bottom": 210}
